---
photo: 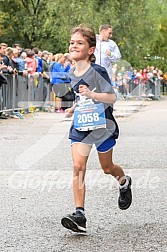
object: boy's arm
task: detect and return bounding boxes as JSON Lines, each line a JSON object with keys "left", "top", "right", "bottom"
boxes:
{"left": 65, "top": 104, "right": 76, "bottom": 118}
{"left": 79, "top": 85, "right": 116, "bottom": 104}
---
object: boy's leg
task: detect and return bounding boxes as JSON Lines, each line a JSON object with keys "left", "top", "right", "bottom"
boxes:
{"left": 98, "top": 148, "right": 125, "bottom": 184}
{"left": 71, "top": 142, "right": 91, "bottom": 208}
{"left": 98, "top": 148, "right": 132, "bottom": 210}
{"left": 61, "top": 142, "right": 91, "bottom": 232}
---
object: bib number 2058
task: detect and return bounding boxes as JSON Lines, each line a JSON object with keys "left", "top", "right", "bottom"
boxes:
{"left": 77, "top": 112, "right": 99, "bottom": 123}
{"left": 74, "top": 103, "right": 106, "bottom": 131}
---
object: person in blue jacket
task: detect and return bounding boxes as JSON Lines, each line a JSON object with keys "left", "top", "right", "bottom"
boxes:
{"left": 50, "top": 53, "right": 70, "bottom": 112}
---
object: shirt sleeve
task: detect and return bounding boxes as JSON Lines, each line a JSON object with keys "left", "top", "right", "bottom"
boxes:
{"left": 108, "top": 40, "right": 121, "bottom": 62}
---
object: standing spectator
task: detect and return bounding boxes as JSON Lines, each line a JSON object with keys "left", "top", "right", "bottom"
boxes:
{"left": 25, "top": 50, "right": 39, "bottom": 112}
{"left": 49, "top": 54, "right": 56, "bottom": 66}
{"left": 120, "top": 66, "right": 125, "bottom": 76}
{"left": 62, "top": 53, "right": 75, "bottom": 109}
{"left": 135, "top": 69, "right": 143, "bottom": 85}
{"left": 13, "top": 43, "right": 22, "bottom": 56}
{"left": 0, "top": 43, "right": 8, "bottom": 56}
{"left": 122, "top": 72, "right": 130, "bottom": 95}
{"left": 94, "top": 24, "right": 121, "bottom": 73}
{"left": 50, "top": 53, "right": 70, "bottom": 112}
{"left": 32, "top": 47, "right": 43, "bottom": 73}
{"left": 64, "top": 52, "right": 76, "bottom": 68}
{"left": 64, "top": 53, "right": 72, "bottom": 67}
{"left": 0, "top": 52, "right": 8, "bottom": 119}
{"left": 111, "top": 75, "right": 119, "bottom": 96}
{"left": 0, "top": 52, "right": 7, "bottom": 72}
{"left": 41, "top": 50, "right": 50, "bottom": 80}
{"left": 127, "top": 66, "right": 134, "bottom": 79}
{"left": 162, "top": 72, "right": 167, "bottom": 94}
{"left": 111, "top": 63, "right": 118, "bottom": 75}
{"left": 117, "top": 72, "right": 124, "bottom": 95}
{"left": 38, "top": 50, "right": 42, "bottom": 59}
{"left": 48, "top": 52, "right": 53, "bottom": 65}
{"left": 142, "top": 68, "right": 148, "bottom": 84}
{"left": 41, "top": 51, "right": 50, "bottom": 102}
{"left": 3, "top": 47, "right": 17, "bottom": 75}
{"left": 141, "top": 68, "right": 148, "bottom": 96}
{"left": 17, "top": 51, "right": 28, "bottom": 75}
{"left": 146, "top": 72, "right": 155, "bottom": 96}
{"left": 25, "top": 50, "right": 38, "bottom": 75}
{"left": 12, "top": 48, "right": 28, "bottom": 76}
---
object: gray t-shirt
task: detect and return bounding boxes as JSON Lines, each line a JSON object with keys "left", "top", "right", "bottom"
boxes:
{"left": 69, "top": 63, "right": 115, "bottom": 98}
{"left": 68, "top": 63, "right": 119, "bottom": 143}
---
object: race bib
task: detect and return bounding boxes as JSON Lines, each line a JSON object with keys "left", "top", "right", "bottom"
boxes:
{"left": 74, "top": 103, "right": 106, "bottom": 131}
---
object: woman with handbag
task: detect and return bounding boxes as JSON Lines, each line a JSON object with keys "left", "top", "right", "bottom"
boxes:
{"left": 50, "top": 53, "right": 71, "bottom": 113}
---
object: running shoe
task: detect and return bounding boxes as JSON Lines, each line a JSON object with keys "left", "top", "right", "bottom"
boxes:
{"left": 118, "top": 175, "right": 132, "bottom": 210}
{"left": 61, "top": 212, "right": 86, "bottom": 233}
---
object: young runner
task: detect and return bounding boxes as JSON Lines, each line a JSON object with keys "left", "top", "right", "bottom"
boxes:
{"left": 61, "top": 24, "right": 132, "bottom": 233}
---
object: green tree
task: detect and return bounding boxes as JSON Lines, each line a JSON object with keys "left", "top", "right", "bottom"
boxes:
{"left": 0, "top": 0, "right": 166, "bottom": 70}
{"left": 0, "top": 0, "right": 48, "bottom": 48}
{"left": 150, "top": 0, "right": 167, "bottom": 70}
{"left": 45, "top": 0, "right": 101, "bottom": 52}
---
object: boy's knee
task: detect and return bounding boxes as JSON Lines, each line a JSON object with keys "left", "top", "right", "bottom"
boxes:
{"left": 73, "top": 163, "right": 85, "bottom": 176}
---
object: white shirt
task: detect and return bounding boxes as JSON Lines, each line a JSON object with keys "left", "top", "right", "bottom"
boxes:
{"left": 95, "top": 35, "right": 121, "bottom": 72}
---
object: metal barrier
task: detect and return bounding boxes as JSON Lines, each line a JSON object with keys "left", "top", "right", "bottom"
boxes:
{"left": 0, "top": 75, "right": 162, "bottom": 114}
{"left": 0, "top": 74, "right": 50, "bottom": 113}
{"left": 118, "top": 79, "right": 161, "bottom": 100}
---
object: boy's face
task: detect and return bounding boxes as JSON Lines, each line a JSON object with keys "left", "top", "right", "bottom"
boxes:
{"left": 69, "top": 32, "right": 95, "bottom": 62}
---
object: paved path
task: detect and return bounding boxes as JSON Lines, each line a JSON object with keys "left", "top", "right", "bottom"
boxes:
{"left": 0, "top": 97, "right": 167, "bottom": 251}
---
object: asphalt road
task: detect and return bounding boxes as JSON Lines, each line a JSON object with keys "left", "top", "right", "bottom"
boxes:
{"left": 0, "top": 97, "right": 167, "bottom": 252}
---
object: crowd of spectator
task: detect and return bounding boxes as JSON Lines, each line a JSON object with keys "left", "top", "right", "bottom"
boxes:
{"left": 0, "top": 42, "right": 167, "bottom": 119}
{"left": 0, "top": 42, "right": 75, "bottom": 118}
{"left": 109, "top": 64, "right": 164, "bottom": 98}
{"left": 0, "top": 42, "right": 53, "bottom": 77}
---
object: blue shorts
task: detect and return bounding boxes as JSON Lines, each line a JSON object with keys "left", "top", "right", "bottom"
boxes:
{"left": 71, "top": 137, "right": 116, "bottom": 153}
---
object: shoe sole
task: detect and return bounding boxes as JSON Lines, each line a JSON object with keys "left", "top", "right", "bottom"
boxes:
{"left": 119, "top": 176, "right": 132, "bottom": 210}
{"left": 119, "top": 197, "right": 132, "bottom": 210}
{"left": 61, "top": 217, "right": 86, "bottom": 233}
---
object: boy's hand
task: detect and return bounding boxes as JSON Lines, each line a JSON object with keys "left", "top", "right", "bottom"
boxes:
{"left": 65, "top": 108, "right": 74, "bottom": 118}
{"left": 79, "top": 84, "right": 92, "bottom": 98}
